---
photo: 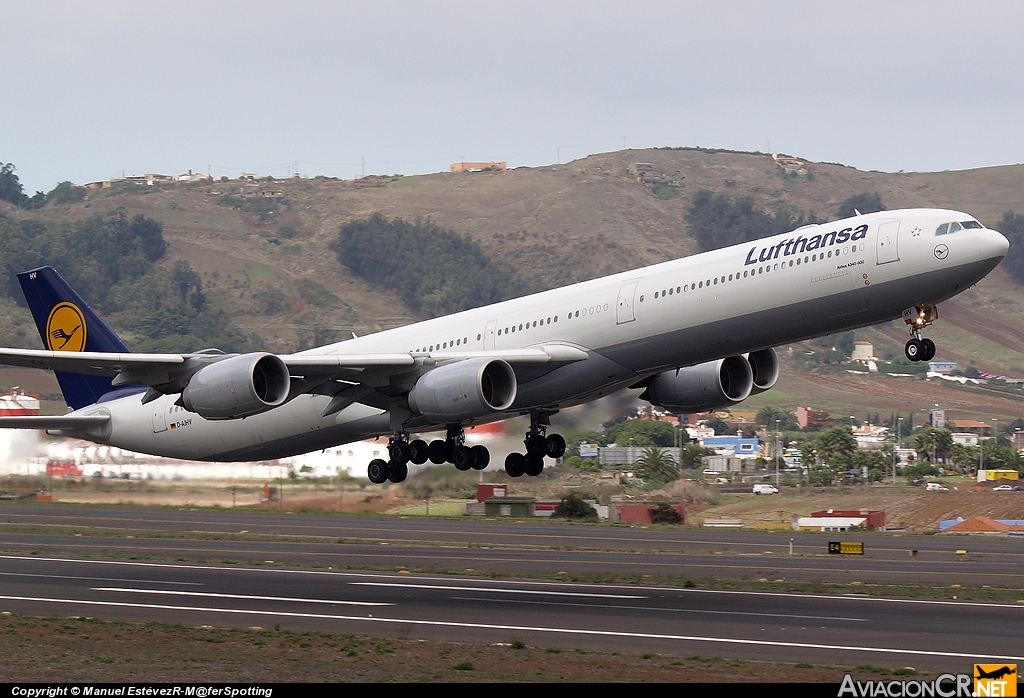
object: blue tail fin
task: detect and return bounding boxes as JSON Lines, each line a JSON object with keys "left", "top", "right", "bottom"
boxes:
{"left": 18, "top": 266, "right": 133, "bottom": 410}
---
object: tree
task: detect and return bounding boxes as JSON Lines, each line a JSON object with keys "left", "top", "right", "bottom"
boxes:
{"left": 814, "top": 427, "right": 857, "bottom": 471}
{"left": 756, "top": 406, "right": 797, "bottom": 431}
{"left": 997, "top": 212, "right": 1024, "bottom": 284}
{"left": 914, "top": 427, "right": 952, "bottom": 464}
{"left": 553, "top": 493, "right": 598, "bottom": 520}
{"left": 635, "top": 446, "right": 680, "bottom": 485}
{"left": 0, "top": 163, "right": 27, "bottom": 206}
{"left": 649, "top": 503, "right": 682, "bottom": 524}
{"left": 607, "top": 419, "right": 677, "bottom": 447}
{"left": 678, "top": 442, "right": 713, "bottom": 469}
{"left": 837, "top": 192, "right": 885, "bottom": 219}
{"left": 851, "top": 450, "right": 887, "bottom": 482}
{"left": 332, "top": 213, "right": 522, "bottom": 317}
{"left": 686, "top": 190, "right": 818, "bottom": 252}
{"left": 705, "top": 418, "right": 731, "bottom": 435}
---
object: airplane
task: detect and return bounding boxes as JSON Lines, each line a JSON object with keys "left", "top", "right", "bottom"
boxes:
{"left": 0, "top": 208, "right": 1009, "bottom": 484}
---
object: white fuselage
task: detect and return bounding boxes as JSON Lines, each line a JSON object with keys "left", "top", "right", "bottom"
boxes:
{"left": 75, "top": 209, "right": 1008, "bottom": 461}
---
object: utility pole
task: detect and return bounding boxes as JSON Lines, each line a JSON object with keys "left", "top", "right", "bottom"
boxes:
{"left": 775, "top": 419, "right": 781, "bottom": 486}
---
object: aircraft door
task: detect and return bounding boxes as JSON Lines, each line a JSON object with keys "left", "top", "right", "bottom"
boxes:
{"left": 484, "top": 320, "right": 497, "bottom": 349}
{"left": 876, "top": 220, "right": 901, "bottom": 265}
{"left": 151, "top": 396, "right": 167, "bottom": 433}
{"left": 616, "top": 281, "right": 639, "bottom": 324}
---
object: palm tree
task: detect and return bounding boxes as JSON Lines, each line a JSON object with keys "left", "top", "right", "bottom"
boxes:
{"left": 636, "top": 446, "right": 680, "bottom": 484}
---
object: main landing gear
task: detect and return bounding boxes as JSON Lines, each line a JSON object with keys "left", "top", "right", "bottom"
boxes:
{"left": 369, "top": 426, "right": 493, "bottom": 484}
{"left": 367, "top": 432, "right": 431, "bottom": 485}
{"left": 903, "top": 305, "right": 938, "bottom": 362}
{"left": 504, "top": 411, "right": 566, "bottom": 478}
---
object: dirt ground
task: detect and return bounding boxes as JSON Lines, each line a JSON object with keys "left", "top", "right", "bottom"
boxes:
{"left": 0, "top": 613, "right": 922, "bottom": 683}
{"left": 32, "top": 477, "right": 1024, "bottom": 532}
{"left": 45, "top": 480, "right": 421, "bottom": 514}
{"left": 686, "top": 485, "right": 1024, "bottom": 532}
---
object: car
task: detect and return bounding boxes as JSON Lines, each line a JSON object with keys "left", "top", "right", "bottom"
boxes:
{"left": 1014, "top": 486, "right": 1024, "bottom": 492}
{"left": 992, "top": 485, "right": 1013, "bottom": 491}
{"left": 926, "top": 482, "right": 948, "bottom": 491}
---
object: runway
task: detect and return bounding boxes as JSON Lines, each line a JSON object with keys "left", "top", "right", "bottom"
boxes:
{"left": 0, "top": 553, "right": 1022, "bottom": 671}
{"left": 2, "top": 502, "right": 1023, "bottom": 586}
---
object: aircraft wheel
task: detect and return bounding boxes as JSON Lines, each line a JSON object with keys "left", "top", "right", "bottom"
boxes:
{"left": 367, "top": 458, "right": 389, "bottom": 484}
{"left": 905, "top": 339, "right": 925, "bottom": 362}
{"left": 505, "top": 452, "right": 526, "bottom": 477}
{"left": 428, "top": 440, "right": 448, "bottom": 464}
{"left": 409, "top": 439, "right": 429, "bottom": 465}
{"left": 525, "top": 434, "right": 547, "bottom": 456}
{"left": 524, "top": 453, "right": 544, "bottom": 477}
{"left": 387, "top": 460, "right": 408, "bottom": 483}
{"left": 470, "top": 445, "right": 490, "bottom": 470}
{"left": 453, "top": 445, "right": 473, "bottom": 471}
{"left": 545, "top": 434, "right": 566, "bottom": 459}
{"left": 921, "top": 338, "right": 936, "bottom": 362}
{"left": 388, "top": 440, "right": 410, "bottom": 464}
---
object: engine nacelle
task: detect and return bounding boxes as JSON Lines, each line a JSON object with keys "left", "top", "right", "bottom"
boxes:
{"left": 747, "top": 347, "right": 779, "bottom": 395}
{"left": 408, "top": 358, "right": 517, "bottom": 423}
{"left": 641, "top": 355, "right": 753, "bottom": 413}
{"left": 181, "top": 353, "right": 290, "bottom": 420}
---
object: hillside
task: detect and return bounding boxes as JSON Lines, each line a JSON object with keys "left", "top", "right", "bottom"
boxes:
{"left": 3, "top": 147, "right": 1024, "bottom": 418}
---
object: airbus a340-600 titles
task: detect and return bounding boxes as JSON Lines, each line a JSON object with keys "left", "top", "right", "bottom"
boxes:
{"left": 0, "top": 209, "right": 1008, "bottom": 483}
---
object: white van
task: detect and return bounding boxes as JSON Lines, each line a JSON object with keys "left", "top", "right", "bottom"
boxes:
{"left": 752, "top": 484, "right": 779, "bottom": 495}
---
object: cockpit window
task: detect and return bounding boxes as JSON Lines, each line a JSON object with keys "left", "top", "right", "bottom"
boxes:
{"left": 936, "top": 220, "right": 981, "bottom": 235}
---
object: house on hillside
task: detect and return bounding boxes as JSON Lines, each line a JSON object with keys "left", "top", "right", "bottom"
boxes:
{"left": 796, "top": 406, "right": 834, "bottom": 430}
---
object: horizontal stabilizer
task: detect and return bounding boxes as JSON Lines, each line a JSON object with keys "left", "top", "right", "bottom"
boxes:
{"left": 0, "top": 414, "right": 111, "bottom": 430}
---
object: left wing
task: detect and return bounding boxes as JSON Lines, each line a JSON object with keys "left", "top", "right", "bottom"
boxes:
{"left": 0, "top": 344, "right": 588, "bottom": 406}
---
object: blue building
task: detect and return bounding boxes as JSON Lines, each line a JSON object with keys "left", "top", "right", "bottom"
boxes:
{"left": 701, "top": 435, "right": 760, "bottom": 457}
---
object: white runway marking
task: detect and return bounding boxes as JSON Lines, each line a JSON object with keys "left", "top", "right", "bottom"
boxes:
{"left": 449, "top": 596, "right": 869, "bottom": 622}
{"left": 0, "top": 593, "right": 1020, "bottom": 663}
{"left": 0, "top": 571, "right": 200, "bottom": 585}
{"left": 93, "top": 587, "right": 393, "bottom": 606}
{"left": 349, "top": 582, "right": 645, "bottom": 599}
{"left": 4, "top": 554, "right": 1023, "bottom": 611}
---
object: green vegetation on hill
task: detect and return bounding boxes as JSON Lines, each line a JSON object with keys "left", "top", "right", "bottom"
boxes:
{"left": 686, "top": 189, "right": 819, "bottom": 252}
{"left": 1, "top": 162, "right": 86, "bottom": 209}
{"left": 997, "top": 211, "right": 1024, "bottom": 284}
{"left": 0, "top": 208, "right": 246, "bottom": 353}
{"left": 332, "top": 213, "right": 524, "bottom": 318}
{"left": 687, "top": 190, "right": 888, "bottom": 253}
{"left": 836, "top": 192, "right": 885, "bottom": 219}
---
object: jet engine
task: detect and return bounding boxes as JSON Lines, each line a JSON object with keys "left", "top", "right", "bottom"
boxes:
{"left": 746, "top": 347, "right": 779, "bottom": 395}
{"left": 408, "top": 358, "right": 517, "bottom": 423}
{"left": 640, "top": 355, "right": 753, "bottom": 413}
{"left": 181, "top": 353, "right": 291, "bottom": 420}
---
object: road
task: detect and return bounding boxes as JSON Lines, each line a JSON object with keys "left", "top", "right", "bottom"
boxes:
{"left": 1, "top": 502, "right": 1022, "bottom": 586}
{"left": 1, "top": 502, "right": 1023, "bottom": 671}
{"left": 0, "top": 553, "right": 1021, "bottom": 671}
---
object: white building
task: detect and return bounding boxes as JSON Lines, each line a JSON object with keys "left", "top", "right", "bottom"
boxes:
{"left": 797, "top": 516, "right": 867, "bottom": 532}
{"left": 851, "top": 341, "right": 874, "bottom": 362}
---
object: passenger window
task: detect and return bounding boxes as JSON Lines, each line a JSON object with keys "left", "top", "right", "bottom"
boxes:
{"left": 935, "top": 223, "right": 949, "bottom": 236}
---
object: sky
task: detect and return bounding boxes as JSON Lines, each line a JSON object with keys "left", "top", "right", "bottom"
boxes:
{"left": 2, "top": 1, "right": 1024, "bottom": 194}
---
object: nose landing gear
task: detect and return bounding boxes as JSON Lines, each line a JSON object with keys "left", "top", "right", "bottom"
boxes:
{"left": 903, "top": 305, "right": 938, "bottom": 362}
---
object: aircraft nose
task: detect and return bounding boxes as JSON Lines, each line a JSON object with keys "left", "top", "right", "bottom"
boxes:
{"left": 980, "top": 227, "right": 1010, "bottom": 260}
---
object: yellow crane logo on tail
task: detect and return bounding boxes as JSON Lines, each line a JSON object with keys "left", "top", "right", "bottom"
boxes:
{"left": 45, "top": 302, "right": 87, "bottom": 352}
